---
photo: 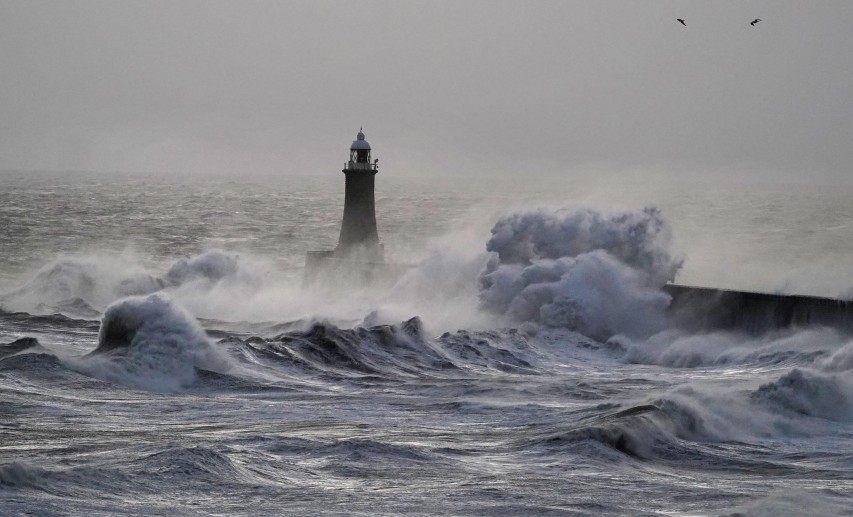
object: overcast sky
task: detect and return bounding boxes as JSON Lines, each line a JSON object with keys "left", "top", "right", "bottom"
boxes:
{"left": 1, "top": 0, "right": 852, "bottom": 181}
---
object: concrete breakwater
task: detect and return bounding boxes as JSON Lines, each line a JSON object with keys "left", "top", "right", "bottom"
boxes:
{"left": 664, "top": 284, "right": 853, "bottom": 333}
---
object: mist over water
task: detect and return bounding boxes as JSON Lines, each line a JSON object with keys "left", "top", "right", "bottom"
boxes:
{"left": 2, "top": 171, "right": 853, "bottom": 515}
{"left": 3, "top": 170, "right": 853, "bottom": 298}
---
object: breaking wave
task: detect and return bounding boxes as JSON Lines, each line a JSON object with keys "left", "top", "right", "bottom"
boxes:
{"left": 526, "top": 379, "right": 848, "bottom": 466}
{"left": 614, "top": 327, "right": 847, "bottom": 368}
{"left": 752, "top": 368, "right": 853, "bottom": 421}
{"left": 519, "top": 399, "right": 771, "bottom": 467}
{"left": 478, "top": 207, "right": 682, "bottom": 340}
{"left": 72, "top": 293, "right": 229, "bottom": 392}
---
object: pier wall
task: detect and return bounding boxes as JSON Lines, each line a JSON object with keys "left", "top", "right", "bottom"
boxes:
{"left": 664, "top": 284, "right": 853, "bottom": 333}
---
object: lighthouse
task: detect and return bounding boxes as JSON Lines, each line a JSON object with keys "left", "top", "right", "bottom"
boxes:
{"left": 337, "top": 129, "right": 382, "bottom": 259}
{"left": 304, "top": 129, "right": 397, "bottom": 285}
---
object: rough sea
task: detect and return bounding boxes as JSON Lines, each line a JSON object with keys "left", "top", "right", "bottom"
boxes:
{"left": 2, "top": 170, "right": 853, "bottom": 516}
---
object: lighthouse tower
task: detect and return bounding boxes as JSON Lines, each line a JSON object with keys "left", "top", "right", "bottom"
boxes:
{"left": 304, "top": 128, "right": 399, "bottom": 285}
{"left": 336, "top": 128, "right": 382, "bottom": 259}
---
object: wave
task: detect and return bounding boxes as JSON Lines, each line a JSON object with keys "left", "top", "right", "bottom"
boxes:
{"left": 0, "top": 309, "right": 101, "bottom": 329}
{"left": 71, "top": 293, "right": 230, "bottom": 392}
{"left": 0, "top": 351, "right": 131, "bottom": 395}
{"left": 192, "top": 368, "right": 293, "bottom": 393}
{"left": 614, "top": 327, "right": 845, "bottom": 369}
{"left": 513, "top": 402, "right": 741, "bottom": 468}
{"left": 437, "top": 329, "right": 537, "bottom": 373}
{"left": 134, "top": 446, "right": 249, "bottom": 484}
{"left": 478, "top": 207, "right": 681, "bottom": 340}
{"left": 646, "top": 376, "right": 853, "bottom": 446}
{"left": 233, "top": 317, "right": 442, "bottom": 379}
{"left": 515, "top": 360, "right": 853, "bottom": 467}
{"left": 0, "top": 308, "right": 541, "bottom": 393}
{"left": 230, "top": 317, "right": 543, "bottom": 381}
{"left": 522, "top": 404, "right": 660, "bottom": 458}
{"left": 0, "top": 461, "right": 134, "bottom": 504}
{"left": 752, "top": 368, "right": 853, "bottom": 421}
{"left": 0, "top": 337, "right": 43, "bottom": 359}
{"left": 0, "top": 351, "right": 63, "bottom": 373}
{"left": 315, "top": 438, "right": 437, "bottom": 465}
{"left": 522, "top": 401, "right": 788, "bottom": 472}
{"left": 0, "top": 462, "right": 50, "bottom": 490}
{"left": 720, "top": 489, "right": 853, "bottom": 517}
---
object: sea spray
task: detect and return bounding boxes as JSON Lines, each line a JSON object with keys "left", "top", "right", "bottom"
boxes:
{"left": 0, "top": 249, "right": 275, "bottom": 320}
{"left": 0, "top": 255, "right": 164, "bottom": 316}
{"left": 165, "top": 249, "right": 241, "bottom": 285}
{"left": 74, "top": 293, "right": 228, "bottom": 391}
{"left": 478, "top": 207, "right": 682, "bottom": 339}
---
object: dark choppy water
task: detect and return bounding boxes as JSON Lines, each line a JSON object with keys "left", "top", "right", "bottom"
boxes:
{"left": 2, "top": 171, "right": 853, "bottom": 515}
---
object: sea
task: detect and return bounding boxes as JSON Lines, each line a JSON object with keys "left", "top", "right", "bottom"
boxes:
{"left": 1, "top": 170, "right": 852, "bottom": 516}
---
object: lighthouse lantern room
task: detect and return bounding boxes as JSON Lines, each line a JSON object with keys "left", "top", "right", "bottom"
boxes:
{"left": 347, "top": 128, "right": 377, "bottom": 170}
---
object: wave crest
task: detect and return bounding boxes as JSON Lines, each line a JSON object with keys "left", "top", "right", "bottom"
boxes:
{"left": 75, "top": 294, "right": 228, "bottom": 392}
{"left": 752, "top": 368, "right": 853, "bottom": 421}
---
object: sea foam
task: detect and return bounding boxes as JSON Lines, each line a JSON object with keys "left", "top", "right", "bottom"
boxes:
{"left": 74, "top": 293, "right": 228, "bottom": 391}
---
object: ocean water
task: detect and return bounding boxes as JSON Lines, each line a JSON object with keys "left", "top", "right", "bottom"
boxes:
{"left": 1, "top": 170, "right": 853, "bottom": 515}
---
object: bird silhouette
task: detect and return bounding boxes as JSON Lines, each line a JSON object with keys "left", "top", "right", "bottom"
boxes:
{"left": 750, "top": 18, "right": 761, "bottom": 26}
{"left": 677, "top": 18, "right": 686, "bottom": 26}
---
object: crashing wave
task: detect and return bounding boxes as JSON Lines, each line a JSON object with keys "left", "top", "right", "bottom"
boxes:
{"left": 752, "top": 368, "right": 853, "bottom": 421}
{"left": 483, "top": 206, "right": 681, "bottom": 282}
{"left": 75, "top": 293, "right": 229, "bottom": 392}
{"left": 478, "top": 207, "right": 681, "bottom": 340}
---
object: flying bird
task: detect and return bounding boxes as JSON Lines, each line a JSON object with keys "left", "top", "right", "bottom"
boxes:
{"left": 750, "top": 18, "right": 761, "bottom": 26}
{"left": 677, "top": 18, "right": 686, "bottom": 26}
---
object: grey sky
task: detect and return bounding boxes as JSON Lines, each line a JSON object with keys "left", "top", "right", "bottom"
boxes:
{"left": 1, "top": 0, "right": 852, "bottom": 181}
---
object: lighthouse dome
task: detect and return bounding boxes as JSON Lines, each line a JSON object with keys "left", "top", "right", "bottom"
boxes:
{"left": 351, "top": 129, "right": 371, "bottom": 150}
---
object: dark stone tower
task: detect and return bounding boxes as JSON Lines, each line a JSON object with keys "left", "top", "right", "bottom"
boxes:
{"left": 337, "top": 129, "right": 382, "bottom": 259}
{"left": 304, "top": 128, "right": 400, "bottom": 285}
